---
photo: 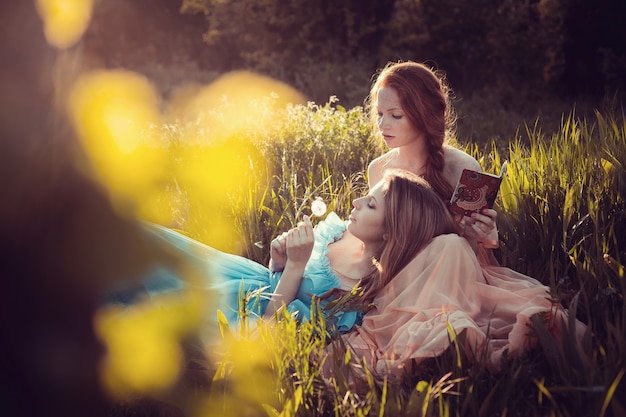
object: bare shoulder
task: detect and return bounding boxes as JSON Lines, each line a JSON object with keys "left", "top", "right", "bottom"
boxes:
{"left": 442, "top": 145, "right": 482, "bottom": 186}
{"left": 444, "top": 145, "right": 481, "bottom": 171}
{"left": 367, "top": 151, "right": 394, "bottom": 187}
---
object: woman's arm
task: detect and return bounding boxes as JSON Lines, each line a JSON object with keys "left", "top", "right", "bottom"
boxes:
{"left": 263, "top": 216, "right": 314, "bottom": 318}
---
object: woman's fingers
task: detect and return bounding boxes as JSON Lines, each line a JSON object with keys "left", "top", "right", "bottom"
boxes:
{"left": 271, "top": 240, "right": 286, "bottom": 256}
{"left": 470, "top": 209, "right": 499, "bottom": 247}
{"left": 470, "top": 218, "right": 497, "bottom": 237}
{"left": 272, "top": 232, "right": 288, "bottom": 254}
{"left": 300, "top": 215, "right": 313, "bottom": 239}
{"left": 285, "top": 215, "right": 315, "bottom": 263}
{"left": 471, "top": 209, "right": 496, "bottom": 226}
{"left": 289, "top": 215, "right": 313, "bottom": 241}
{"left": 470, "top": 209, "right": 497, "bottom": 233}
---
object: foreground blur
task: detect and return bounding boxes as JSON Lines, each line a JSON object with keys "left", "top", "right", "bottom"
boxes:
{"left": 2, "top": 1, "right": 303, "bottom": 416}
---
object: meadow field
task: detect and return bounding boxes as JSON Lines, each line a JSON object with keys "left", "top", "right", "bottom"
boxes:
{"left": 96, "top": 90, "right": 625, "bottom": 417}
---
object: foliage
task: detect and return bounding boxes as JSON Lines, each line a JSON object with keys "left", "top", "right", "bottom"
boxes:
{"left": 181, "top": 0, "right": 394, "bottom": 104}
{"left": 492, "top": 112, "right": 625, "bottom": 300}
{"left": 175, "top": 0, "right": 625, "bottom": 105}
{"left": 418, "top": 0, "right": 569, "bottom": 94}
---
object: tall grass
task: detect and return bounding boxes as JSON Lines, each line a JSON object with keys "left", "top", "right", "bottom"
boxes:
{"left": 226, "top": 97, "right": 379, "bottom": 265}
{"left": 113, "top": 101, "right": 625, "bottom": 417}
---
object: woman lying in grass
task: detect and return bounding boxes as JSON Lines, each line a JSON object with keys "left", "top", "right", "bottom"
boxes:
{"left": 114, "top": 169, "right": 583, "bottom": 383}
{"left": 116, "top": 169, "right": 457, "bottom": 341}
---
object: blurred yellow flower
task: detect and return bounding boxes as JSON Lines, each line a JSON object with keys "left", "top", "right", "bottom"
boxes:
{"left": 36, "top": 0, "right": 93, "bottom": 48}
{"left": 95, "top": 291, "right": 203, "bottom": 398}
{"left": 67, "top": 70, "right": 172, "bottom": 223}
{"left": 167, "top": 71, "right": 304, "bottom": 250}
{"left": 199, "top": 330, "right": 279, "bottom": 416}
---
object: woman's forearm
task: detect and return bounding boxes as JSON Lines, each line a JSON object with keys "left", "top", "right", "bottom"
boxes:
{"left": 263, "top": 260, "right": 306, "bottom": 318}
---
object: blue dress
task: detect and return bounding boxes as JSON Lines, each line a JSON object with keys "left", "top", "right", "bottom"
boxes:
{"left": 118, "top": 212, "right": 361, "bottom": 336}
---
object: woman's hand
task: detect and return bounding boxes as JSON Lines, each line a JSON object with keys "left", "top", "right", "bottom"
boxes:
{"left": 458, "top": 209, "right": 499, "bottom": 249}
{"left": 264, "top": 215, "right": 315, "bottom": 318}
{"left": 268, "top": 215, "right": 315, "bottom": 272}
{"left": 285, "top": 215, "right": 315, "bottom": 266}
{"left": 269, "top": 231, "right": 288, "bottom": 272}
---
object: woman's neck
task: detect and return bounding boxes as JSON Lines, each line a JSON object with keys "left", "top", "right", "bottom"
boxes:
{"left": 393, "top": 146, "right": 428, "bottom": 175}
{"left": 344, "top": 231, "right": 381, "bottom": 259}
{"left": 394, "top": 140, "right": 429, "bottom": 175}
{"left": 360, "top": 242, "right": 381, "bottom": 262}
{"left": 328, "top": 232, "right": 379, "bottom": 280}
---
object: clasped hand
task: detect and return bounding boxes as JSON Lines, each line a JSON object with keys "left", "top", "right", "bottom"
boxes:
{"left": 458, "top": 208, "right": 499, "bottom": 249}
{"left": 269, "top": 215, "right": 314, "bottom": 271}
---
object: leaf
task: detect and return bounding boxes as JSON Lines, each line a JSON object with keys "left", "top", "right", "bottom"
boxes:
{"left": 216, "top": 309, "right": 232, "bottom": 339}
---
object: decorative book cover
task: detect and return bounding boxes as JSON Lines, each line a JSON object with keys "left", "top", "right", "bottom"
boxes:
{"left": 449, "top": 162, "right": 507, "bottom": 216}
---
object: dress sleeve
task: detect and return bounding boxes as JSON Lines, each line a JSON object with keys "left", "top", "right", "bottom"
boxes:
{"left": 284, "top": 212, "right": 364, "bottom": 332}
{"left": 294, "top": 212, "right": 346, "bottom": 298}
{"left": 313, "top": 212, "right": 347, "bottom": 241}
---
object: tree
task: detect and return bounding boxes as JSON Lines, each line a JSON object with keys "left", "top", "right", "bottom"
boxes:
{"left": 182, "top": 0, "right": 395, "bottom": 103}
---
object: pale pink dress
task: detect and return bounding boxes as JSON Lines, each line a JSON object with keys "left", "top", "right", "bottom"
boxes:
{"left": 339, "top": 233, "right": 586, "bottom": 379}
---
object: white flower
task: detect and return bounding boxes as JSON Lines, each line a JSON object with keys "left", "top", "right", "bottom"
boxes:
{"left": 311, "top": 197, "right": 327, "bottom": 217}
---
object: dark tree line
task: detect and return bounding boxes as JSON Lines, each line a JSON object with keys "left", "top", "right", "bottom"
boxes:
{"left": 181, "top": 0, "right": 625, "bottom": 104}
{"left": 83, "top": 0, "right": 625, "bottom": 107}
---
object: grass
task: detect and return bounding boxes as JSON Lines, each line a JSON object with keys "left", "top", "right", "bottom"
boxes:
{"left": 103, "top": 96, "right": 625, "bottom": 417}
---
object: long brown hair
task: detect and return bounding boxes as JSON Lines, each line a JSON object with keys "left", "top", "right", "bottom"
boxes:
{"left": 366, "top": 61, "right": 456, "bottom": 201}
{"left": 360, "top": 169, "right": 458, "bottom": 304}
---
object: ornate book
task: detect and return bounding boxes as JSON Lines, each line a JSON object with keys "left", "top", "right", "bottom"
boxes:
{"left": 449, "top": 162, "right": 507, "bottom": 216}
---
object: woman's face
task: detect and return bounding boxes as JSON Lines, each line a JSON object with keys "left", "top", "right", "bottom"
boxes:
{"left": 375, "top": 86, "right": 422, "bottom": 148}
{"left": 347, "top": 180, "right": 386, "bottom": 245}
